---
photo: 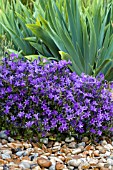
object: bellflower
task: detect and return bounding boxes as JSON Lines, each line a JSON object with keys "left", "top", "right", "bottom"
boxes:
{"left": 0, "top": 55, "right": 113, "bottom": 138}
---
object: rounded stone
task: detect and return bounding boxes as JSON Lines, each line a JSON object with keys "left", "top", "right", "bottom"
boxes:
{"left": 19, "top": 162, "right": 31, "bottom": 169}
{"left": 82, "top": 137, "right": 89, "bottom": 143}
{"left": 107, "top": 158, "right": 113, "bottom": 166}
{"left": 37, "top": 157, "right": 52, "bottom": 168}
{"left": 67, "top": 166, "right": 74, "bottom": 170}
{"left": 65, "top": 137, "right": 75, "bottom": 143}
{"left": 7, "top": 137, "right": 14, "bottom": 142}
{"left": 94, "top": 150, "right": 99, "bottom": 157}
{"left": 16, "top": 151, "right": 25, "bottom": 157}
{"left": 68, "top": 142, "right": 76, "bottom": 148}
{"left": 72, "top": 148, "right": 82, "bottom": 154}
{"left": 2, "top": 153, "right": 11, "bottom": 159}
{"left": 55, "top": 162, "right": 64, "bottom": 170}
{"left": 40, "top": 138, "right": 48, "bottom": 145}
{"left": 0, "top": 131, "right": 7, "bottom": 139}
{"left": 1, "top": 139, "right": 7, "bottom": 145}
{"left": 77, "top": 142, "right": 85, "bottom": 147}
{"left": 49, "top": 162, "right": 56, "bottom": 170}
{"left": 68, "top": 159, "right": 82, "bottom": 167}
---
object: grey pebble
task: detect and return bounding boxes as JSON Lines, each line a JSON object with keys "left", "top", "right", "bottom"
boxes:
{"left": 0, "top": 131, "right": 7, "bottom": 139}
{"left": 49, "top": 162, "right": 56, "bottom": 170}
{"left": 16, "top": 151, "right": 25, "bottom": 157}
{"left": 77, "top": 142, "right": 85, "bottom": 147}
{"left": 40, "top": 138, "right": 48, "bottom": 144}
{"left": 68, "top": 159, "right": 82, "bottom": 167}
{"left": 72, "top": 148, "right": 82, "bottom": 154}
{"left": 67, "top": 166, "right": 75, "bottom": 170}
{"left": 2, "top": 153, "right": 11, "bottom": 159}
{"left": 19, "top": 162, "right": 31, "bottom": 169}
{"left": 8, "top": 137, "right": 14, "bottom": 142}
{"left": 65, "top": 137, "right": 75, "bottom": 143}
{"left": 107, "top": 158, "right": 113, "bottom": 166}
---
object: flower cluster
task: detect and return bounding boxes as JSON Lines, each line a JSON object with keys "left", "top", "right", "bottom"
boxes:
{"left": 0, "top": 55, "right": 113, "bottom": 138}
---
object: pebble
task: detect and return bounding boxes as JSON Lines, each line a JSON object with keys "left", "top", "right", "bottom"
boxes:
{"left": 77, "top": 142, "right": 85, "bottom": 147}
{"left": 72, "top": 148, "right": 82, "bottom": 154}
{"left": 7, "top": 137, "right": 14, "bottom": 142}
{"left": 68, "top": 142, "right": 76, "bottom": 148}
{"left": 107, "top": 158, "right": 113, "bottom": 165}
{"left": 16, "top": 151, "right": 25, "bottom": 157}
{"left": 82, "top": 137, "right": 89, "bottom": 143}
{"left": 2, "top": 153, "right": 11, "bottom": 159}
{"left": 19, "top": 161, "right": 31, "bottom": 169}
{"left": 68, "top": 159, "right": 82, "bottom": 167}
{"left": 37, "top": 157, "right": 52, "bottom": 168}
{"left": 1, "top": 132, "right": 113, "bottom": 169}
{"left": 40, "top": 138, "right": 49, "bottom": 145}
{"left": 65, "top": 137, "right": 75, "bottom": 143}
{"left": 0, "top": 131, "right": 7, "bottom": 139}
{"left": 49, "top": 162, "right": 56, "bottom": 170}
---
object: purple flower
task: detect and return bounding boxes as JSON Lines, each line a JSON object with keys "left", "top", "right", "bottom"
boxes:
{"left": 0, "top": 55, "right": 113, "bottom": 138}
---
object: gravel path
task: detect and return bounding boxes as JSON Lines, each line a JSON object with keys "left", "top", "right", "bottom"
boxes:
{"left": 0, "top": 131, "right": 113, "bottom": 170}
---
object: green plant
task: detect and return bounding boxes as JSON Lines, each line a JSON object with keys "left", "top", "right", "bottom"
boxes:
{"left": 0, "top": 55, "right": 113, "bottom": 139}
{"left": 27, "top": 0, "right": 113, "bottom": 81}
{"left": 0, "top": 0, "right": 36, "bottom": 56}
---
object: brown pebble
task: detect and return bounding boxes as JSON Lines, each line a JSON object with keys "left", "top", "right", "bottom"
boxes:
{"left": 1, "top": 139, "right": 7, "bottom": 145}
{"left": 94, "top": 150, "right": 99, "bottom": 157}
{"left": 55, "top": 162, "right": 64, "bottom": 170}
{"left": 37, "top": 157, "right": 52, "bottom": 168}
{"left": 0, "top": 159, "right": 8, "bottom": 165}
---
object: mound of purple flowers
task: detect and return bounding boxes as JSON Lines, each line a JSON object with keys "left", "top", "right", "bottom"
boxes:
{"left": 0, "top": 55, "right": 113, "bottom": 138}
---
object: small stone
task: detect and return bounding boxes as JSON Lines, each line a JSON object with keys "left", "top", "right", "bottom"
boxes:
{"left": 55, "top": 162, "right": 64, "bottom": 170}
{"left": 80, "top": 162, "right": 90, "bottom": 169}
{"left": 40, "top": 138, "right": 48, "bottom": 145}
{"left": 104, "top": 144, "right": 113, "bottom": 150}
{"left": 107, "top": 158, "right": 113, "bottom": 166}
{"left": 7, "top": 143, "right": 23, "bottom": 149}
{"left": 19, "top": 161, "right": 31, "bottom": 169}
{"left": 85, "top": 145, "right": 94, "bottom": 151}
{"left": 2, "top": 153, "right": 11, "bottom": 159}
{"left": 67, "top": 166, "right": 74, "bottom": 170}
{"left": 49, "top": 162, "right": 56, "bottom": 170}
{"left": 0, "top": 158, "right": 8, "bottom": 165}
{"left": 23, "top": 143, "right": 32, "bottom": 149}
{"left": 88, "top": 158, "right": 98, "bottom": 165}
{"left": 99, "top": 149, "right": 106, "bottom": 154}
{"left": 68, "top": 142, "right": 76, "bottom": 148}
{"left": 68, "top": 159, "right": 82, "bottom": 167}
{"left": 32, "top": 166, "right": 41, "bottom": 170}
{"left": 7, "top": 137, "right": 14, "bottom": 142}
{"left": 16, "top": 151, "right": 25, "bottom": 157}
{"left": 104, "top": 151, "right": 111, "bottom": 157}
{"left": 53, "top": 142, "right": 61, "bottom": 147}
{"left": 2, "top": 150, "right": 12, "bottom": 155}
{"left": 72, "top": 148, "right": 82, "bottom": 154}
{"left": 37, "top": 157, "right": 52, "bottom": 168}
{"left": 0, "top": 131, "right": 7, "bottom": 139}
{"left": 52, "top": 146, "right": 61, "bottom": 151}
{"left": 1, "top": 139, "right": 7, "bottom": 145}
{"left": 77, "top": 142, "right": 85, "bottom": 147}
{"left": 97, "top": 163, "right": 105, "bottom": 168}
{"left": 82, "top": 137, "right": 89, "bottom": 143}
{"left": 94, "top": 150, "right": 100, "bottom": 157}
{"left": 101, "top": 140, "right": 107, "bottom": 146}
{"left": 65, "top": 137, "right": 75, "bottom": 143}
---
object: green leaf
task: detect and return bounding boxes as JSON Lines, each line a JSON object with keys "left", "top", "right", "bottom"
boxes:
{"left": 94, "top": 59, "right": 112, "bottom": 76}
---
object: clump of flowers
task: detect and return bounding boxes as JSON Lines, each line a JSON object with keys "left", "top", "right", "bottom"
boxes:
{"left": 0, "top": 54, "right": 113, "bottom": 139}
